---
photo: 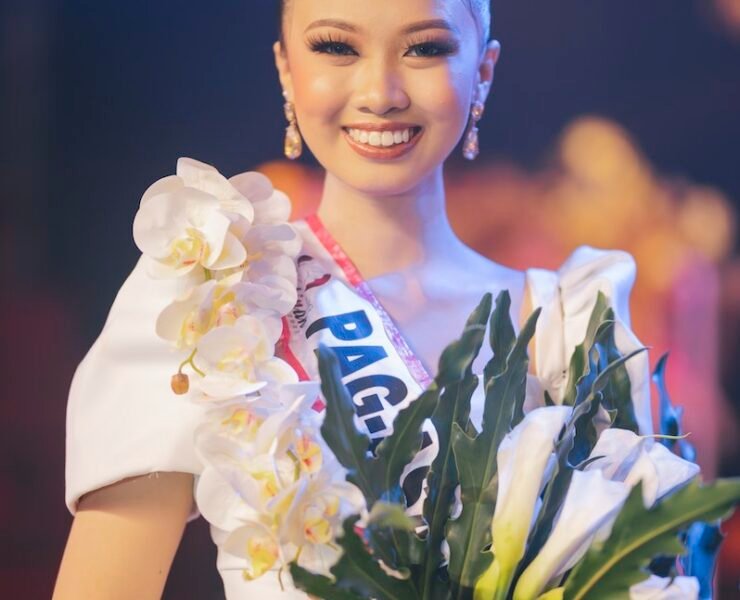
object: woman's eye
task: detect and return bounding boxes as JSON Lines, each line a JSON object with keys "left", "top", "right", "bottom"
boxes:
{"left": 406, "top": 42, "right": 456, "bottom": 58}
{"left": 308, "top": 37, "right": 457, "bottom": 59}
{"left": 310, "top": 41, "right": 357, "bottom": 56}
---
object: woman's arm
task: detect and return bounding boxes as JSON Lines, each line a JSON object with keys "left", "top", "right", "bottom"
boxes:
{"left": 53, "top": 471, "right": 194, "bottom": 600}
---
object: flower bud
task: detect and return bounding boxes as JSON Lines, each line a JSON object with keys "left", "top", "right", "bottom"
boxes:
{"left": 171, "top": 373, "right": 190, "bottom": 395}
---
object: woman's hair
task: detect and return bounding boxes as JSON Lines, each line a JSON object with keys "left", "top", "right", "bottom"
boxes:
{"left": 278, "top": 0, "right": 491, "bottom": 51}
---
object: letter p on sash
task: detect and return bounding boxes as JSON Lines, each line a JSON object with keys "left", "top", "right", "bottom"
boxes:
{"left": 306, "top": 310, "right": 373, "bottom": 341}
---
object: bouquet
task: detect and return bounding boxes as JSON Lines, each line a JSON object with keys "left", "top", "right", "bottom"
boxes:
{"left": 291, "top": 292, "right": 739, "bottom": 599}
{"left": 133, "top": 158, "right": 739, "bottom": 599}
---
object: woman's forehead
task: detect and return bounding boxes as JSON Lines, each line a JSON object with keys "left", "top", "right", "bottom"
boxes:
{"left": 286, "top": 0, "right": 480, "bottom": 34}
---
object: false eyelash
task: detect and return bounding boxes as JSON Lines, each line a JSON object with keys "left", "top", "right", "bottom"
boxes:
{"left": 307, "top": 33, "right": 459, "bottom": 58}
{"left": 404, "top": 35, "right": 459, "bottom": 57}
{"left": 307, "top": 33, "right": 357, "bottom": 56}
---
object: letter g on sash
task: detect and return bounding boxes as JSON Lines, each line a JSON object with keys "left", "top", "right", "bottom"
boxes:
{"left": 346, "top": 375, "right": 408, "bottom": 418}
{"left": 306, "top": 310, "right": 373, "bottom": 341}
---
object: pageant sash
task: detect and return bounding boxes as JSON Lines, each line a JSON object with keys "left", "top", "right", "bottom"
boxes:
{"left": 279, "top": 215, "right": 436, "bottom": 513}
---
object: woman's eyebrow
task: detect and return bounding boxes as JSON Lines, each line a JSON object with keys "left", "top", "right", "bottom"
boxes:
{"left": 304, "top": 18, "right": 459, "bottom": 36}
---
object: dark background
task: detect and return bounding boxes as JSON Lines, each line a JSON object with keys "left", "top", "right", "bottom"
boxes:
{"left": 2, "top": 1, "right": 739, "bottom": 597}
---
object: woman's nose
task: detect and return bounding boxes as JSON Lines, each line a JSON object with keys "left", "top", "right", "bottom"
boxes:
{"left": 352, "top": 58, "right": 410, "bottom": 116}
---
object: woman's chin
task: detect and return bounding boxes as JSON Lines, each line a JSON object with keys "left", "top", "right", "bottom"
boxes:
{"left": 337, "top": 170, "right": 431, "bottom": 197}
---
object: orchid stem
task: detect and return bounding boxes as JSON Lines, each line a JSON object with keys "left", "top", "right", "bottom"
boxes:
{"left": 178, "top": 348, "right": 205, "bottom": 377}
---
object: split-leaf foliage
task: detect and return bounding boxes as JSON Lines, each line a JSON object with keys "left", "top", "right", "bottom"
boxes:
{"left": 290, "top": 292, "right": 740, "bottom": 599}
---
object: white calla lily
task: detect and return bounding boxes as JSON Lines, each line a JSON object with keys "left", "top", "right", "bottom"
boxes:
{"left": 475, "top": 406, "right": 572, "bottom": 600}
{"left": 513, "top": 469, "right": 631, "bottom": 600}
{"left": 586, "top": 428, "right": 700, "bottom": 507}
{"left": 629, "top": 574, "right": 699, "bottom": 599}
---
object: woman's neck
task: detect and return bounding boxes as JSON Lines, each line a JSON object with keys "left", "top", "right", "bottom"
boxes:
{"left": 315, "top": 167, "right": 466, "bottom": 281}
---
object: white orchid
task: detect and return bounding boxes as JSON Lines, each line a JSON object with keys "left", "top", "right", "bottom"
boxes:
{"left": 475, "top": 406, "right": 572, "bottom": 600}
{"left": 193, "top": 385, "right": 324, "bottom": 535}
{"left": 156, "top": 271, "right": 296, "bottom": 350}
{"left": 221, "top": 520, "right": 283, "bottom": 580}
{"left": 194, "top": 382, "right": 363, "bottom": 580}
{"left": 133, "top": 158, "right": 255, "bottom": 279}
{"left": 224, "top": 170, "right": 301, "bottom": 293}
{"left": 629, "top": 575, "right": 699, "bottom": 600}
{"left": 277, "top": 467, "right": 365, "bottom": 576}
{"left": 206, "top": 466, "right": 363, "bottom": 580}
{"left": 193, "top": 314, "right": 297, "bottom": 400}
{"left": 229, "top": 170, "right": 293, "bottom": 227}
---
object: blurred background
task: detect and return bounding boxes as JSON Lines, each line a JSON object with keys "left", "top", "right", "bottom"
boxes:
{"left": 1, "top": 0, "right": 739, "bottom": 597}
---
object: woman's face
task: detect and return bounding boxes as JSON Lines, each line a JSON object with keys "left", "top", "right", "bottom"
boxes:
{"left": 274, "top": 0, "right": 499, "bottom": 196}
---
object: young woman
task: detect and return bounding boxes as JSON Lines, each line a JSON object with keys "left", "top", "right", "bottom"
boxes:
{"left": 54, "top": 1, "right": 651, "bottom": 598}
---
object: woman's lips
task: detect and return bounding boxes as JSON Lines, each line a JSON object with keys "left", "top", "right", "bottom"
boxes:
{"left": 342, "top": 126, "right": 423, "bottom": 160}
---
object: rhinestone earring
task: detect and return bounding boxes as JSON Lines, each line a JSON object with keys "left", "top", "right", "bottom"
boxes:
{"left": 463, "top": 100, "right": 485, "bottom": 160}
{"left": 283, "top": 91, "right": 302, "bottom": 160}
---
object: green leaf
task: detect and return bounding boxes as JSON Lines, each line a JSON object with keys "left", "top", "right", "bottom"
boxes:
{"left": 563, "top": 479, "right": 740, "bottom": 600}
{"left": 422, "top": 293, "right": 492, "bottom": 594}
{"left": 562, "top": 292, "right": 610, "bottom": 407}
{"left": 653, "top": 353, "right": 696, "bottom": 463}
{"left": 317, "top": 345, "right": 382, "bottom": 503}
{"left": 291, "top": 516, "right": 419, "bottom": 600}
{"left": 681, "top": 521, "right": 725, "bottom": 599}
{"left": 568, "top": 317, "right": 648, "bottom": 466}
{"left": 593, "top": 314, "right": 639, "bottom": 434}
{"left": 437, "top": 292, "right": 492, "bottom": 383}
{"left": 289, "top": 566, "right": 365, "bottom": 600}
{"left": 484, "top": 290, "right": 516, "bottom": 382}
{"left": 446, "top": 302, "right": 541, "bottom": 595}
{"left": 375, "top": 383, "right": 440, "bottom": 504}
{"left": 368, "top": 501, "right": 418, "bottom": 531}
{"left": 318, "top": 341, "right": 439, "bottom": 507}
{"left": 365, "top": 501, "right": 424, "bottom": 576}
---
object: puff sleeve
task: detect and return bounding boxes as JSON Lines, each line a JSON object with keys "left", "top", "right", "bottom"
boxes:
{"left": 526, "top": 246, "right": 653, "bottom": 434}
{"left": 65, "top": 256, "right": 208, "bottom": 521}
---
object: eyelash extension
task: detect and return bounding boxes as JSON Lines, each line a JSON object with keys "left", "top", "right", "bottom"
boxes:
{"left": 307, "top": 33, "right": 458, "bottom": 58}
{"left": 307, "top": 33, "right": 357, "bottom": 56}
{"left": 404, "top": 36, "right": 459, "bottom": 57}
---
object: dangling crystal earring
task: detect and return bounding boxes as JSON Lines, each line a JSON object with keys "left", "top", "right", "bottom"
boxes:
{"left": 283, "top": 90, "right": 302, "bottom": 160}
{"left": 463, "top": 100, "right": 485, "bottom": 160}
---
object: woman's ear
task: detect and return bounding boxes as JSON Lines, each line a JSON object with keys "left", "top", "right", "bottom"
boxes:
{"left": 476, "top": 39, "right": 501, "bottom": 105}
{"left": 273, "top": 40, "right": 294, "bottom": 99}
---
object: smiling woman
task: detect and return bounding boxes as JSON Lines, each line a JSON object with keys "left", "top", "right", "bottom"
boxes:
{"left": 54, "top": 1, "right": 671, "bottom": 599}
{"left": 273, "top": 0, "right": 499, "bottom": 199}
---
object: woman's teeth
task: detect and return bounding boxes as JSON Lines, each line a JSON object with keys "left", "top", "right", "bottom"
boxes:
{"left": 346, "top": 128, "right": 414, "bottom": 147}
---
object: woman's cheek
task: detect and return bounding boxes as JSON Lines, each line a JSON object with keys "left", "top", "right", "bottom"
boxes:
{"left": 292, "top": 64, "right": 347, "bottom": 130}
{"left": 415, "top": 68, "right": 470, "bottom": 131}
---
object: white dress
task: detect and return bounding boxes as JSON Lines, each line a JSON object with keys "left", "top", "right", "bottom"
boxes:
{"left": 65, "top": 217, "right": 652, "bottom": 598}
